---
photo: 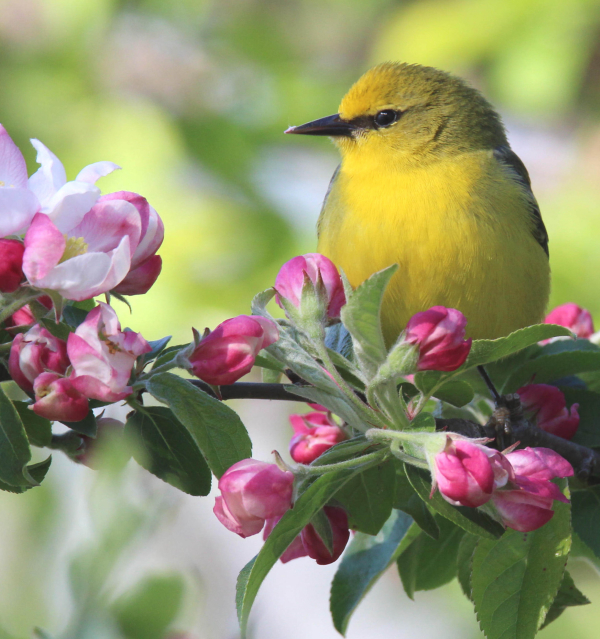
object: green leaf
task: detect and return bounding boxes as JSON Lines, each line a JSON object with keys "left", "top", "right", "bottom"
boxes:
{"left": 405, "top": 465, "right": 504, "bottom": 539}
{"left": 152, "top": 344, "right": 187, "bottom": 370}
{"left": 325, "top": 323, "right": 355, "bottom": 362}
{"left": 0, "top": 385, "right": 32, "bottom": 487}
{"left": 432, "top": 380, "right": 475, "bottom": 407}
{"left": 63, "top": 408, "right": 97, "bottom": 437}
{"left": 472, "top": 493, "right": 571, "bottom": 639}
{"left": 462, "top": 324, "right": 572, "bottom": 372}
{"left": 571, "top": 486, "right": 600, "bottom": 559}
{"left": 540, "top": 569, "right": 589, "bottom": 629}
{"left": 112, "top": 573, "right": 185, "bottom": 639}
{"left": 39, "top": 318, "right": 72, "bottom": 341}
{"left": 397, "top": 516, "right": 464, "bottom": 599}
{"left": 340, "top": 265, "right": 398, "bottom": 379}
{"left": 503, "top": 350, "right": 600, "bottom": 393}
{"left": 408, "top": 411, "right": 436, "bottom": 432}
{"left": 285, "top": 385, "right": 366, "bottom": 430}
{"left": 369, "top": 342, "right": 419, "bottom": 386}
{"left": 147, "top": 372, "right": 252, "bottom": 478}
{"left": 12, "top": 402, "right": 52, "bottom": 447}
{"left": 125, "top": 407, "right": 212, "bottom": 496}
{"left": 310, "top": 437, "right": 377, "bottom": 466}
{"left": 559, "top": 388, "right": 600, "bottom": 448}
{"left": 0, "top": 456, "right": 52, "bottom": 494}
{"left": 62, "top": 305, "right": 89, "bottom": 328}
{"left": 142, "top": 336, "right": 172, "bottom": 364}
{"left": 250, "top": 287, "right": 276, "bottom": 318}
{"left": 335, "top": 459, "right": 395, "bottom": 535}
{"left": 310, "top": 508, "right": 335, "bottom": 554}
{"left": 330, "top": 510, "right": 418, "bottom": 636}
{"left": 394, "top": 471, "right": 439, "bottom": 539}
{"left": 236, "top": 459, "right": 381, "bottom": 637}
{"left": 457, "top": 533, "right": 478, "bottom": 600}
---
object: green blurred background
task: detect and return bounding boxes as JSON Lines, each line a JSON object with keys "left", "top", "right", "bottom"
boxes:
{"left": 2, "top": 0, "right": 600, "bottom": 637}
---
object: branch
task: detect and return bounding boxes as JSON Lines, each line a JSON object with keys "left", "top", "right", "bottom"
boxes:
{"left": 191, "top": 380, "right": 600, "bottom": 483}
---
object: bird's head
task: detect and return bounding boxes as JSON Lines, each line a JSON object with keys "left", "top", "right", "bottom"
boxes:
{"left": 286, "top": 62, "right": 508, "bottom": 167}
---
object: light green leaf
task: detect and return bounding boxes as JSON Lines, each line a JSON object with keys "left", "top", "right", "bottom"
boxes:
{"left": 405, "top": 465, "right": 504, "bottom": 539}
{"left": 369, "top": 342, "right": 419, "bottom": 386}
{"left": 330, "top": 510, "right": 418, "bottom": 636}
{"left": 472, "top": 493, "right": 571, "bottom": 639}
{"left": 285, "top": 385, "right": 367, "bottom": 430}
{"left": 125, "top": 407, "right": 212, "bottom": 496}
{"left": 147, "top": 373, "right": 251, "bottom": 478}
{"left": 236, "top": 457, "right": 382, "bottom": 637}
{"left": 340, "top": 265, "right": 398, "bottom": 379}
{"left": 0, "top": 384, "right": 33, "bottom": 487}
{"left": 432, "top": 380, "right": 475, "bottom": 407}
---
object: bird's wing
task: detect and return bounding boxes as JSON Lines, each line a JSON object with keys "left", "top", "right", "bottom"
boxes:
{"left": 317, "top": 164, "right": 340, "bottom": 237}
{"left": 493, "top": 145, "right": 549, "bottom": 256}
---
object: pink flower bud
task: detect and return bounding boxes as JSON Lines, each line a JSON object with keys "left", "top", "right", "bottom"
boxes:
{"left": 113, "top": 254, "right": 162, "bottom": 296}
{"left": 188, "top": 315, "right": 279, "bottom": 386}
{"left": 0, "top": 239, "right": 25, "bottom": 293}
{"left": 545, "top": 303, "right": 594, "bottom": 339}
{"left": 275, "top": 253, "right": 346, "bottom": 318}
{"left": 32, "top": 372, "right": 89, "bottom": 422}
{"left": 517, "top": 384, "right": 579, "bottom": 440}
{"left": 8, "top": 324, "right": 69, "bottom": 393}
{"left": 289, "top": 411, "right": 346, "bottom": 464}
{"left": 73, "top": 417, "right": 125, "bottom": 469}
{"left": 300, "top": 506, "right": 349, "bottom": 565}
{"left": 213, "top": 459, "right": 293, "bottom": 538}
{"left": 405, "top": 306, "right": 471, "bottom": 372}
{"left": 491, "top": 447, "right": 573, "bottom": 532}
{"left": 433, "top": 438, "right": 498, "bottom": 507}
{"left": 263, "top": 516, "right": 309, "bottom": 563}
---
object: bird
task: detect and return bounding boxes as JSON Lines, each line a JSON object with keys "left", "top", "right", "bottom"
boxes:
{"left": 285, "top": 62, "right": 550, "bottom": 345}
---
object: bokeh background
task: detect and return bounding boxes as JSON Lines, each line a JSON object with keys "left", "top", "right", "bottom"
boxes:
{"left": 1, "top": 0, "right": 600, "bottom": 637}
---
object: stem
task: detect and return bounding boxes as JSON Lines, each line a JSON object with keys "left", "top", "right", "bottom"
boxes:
{"left": 297, "top": 450, "right": 388, "bottom": 475}
{"left": 0, "top": 288, "right": 44, "bottom": 324}
{"left": 477, "top": 365, "right": 502, "bottom": 403}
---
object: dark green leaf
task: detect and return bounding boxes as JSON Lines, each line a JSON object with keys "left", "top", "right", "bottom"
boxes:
{"left": 503, "top": 350, "right": 600, "bottom": 393}
{"left": 125, "top": 407, "right": 212, "bottom": 496}
{"left": 325, "top": 323, "right": 355, "bottom": 362}
{"left": 571, "top": 485, "right": 600, "bottom": 559}
{"left": 394, "top": 472, "right": 439, "bottom": 539}
{"left": 12, "top": 402, "right": 52, "bottom": 447}
{"left": 236, "top": 458, "right": 381, "bottom": 637}
{"left": 152, "top": 344, "right": 187, "bottom": 370}
{"left": 335, "top": 459, "right": 395, "bottom": 535}
{"left": 397, "top": 516, "right": 464, "bottom": 599}
{"left": 432, "top": 380, "right": 475, "bottom": 407}
{"left": 112, "top": 573, "right": 185, "bottom": 639}
{"left": 540, "top": 569, "right": 589, "bottom": 629}
{"left": 142, "top": 336, "right": 172, "bottom": 364}
{"left": 457, "top": 533, "right": 478, "bottom": 600}
{"left": 340, "top": 266, "right": 397, "bottom": 379}
{"left": 0, "top": 456, "right": 52, "bottom": 494}
{"left": 541, "top": 338, "right": 600, "bottom": 355}
{"left": 405, "top": 465, "right": 504, "bottom": 539}
{"left": 0, "top": 385, "right": 32, "bottom": 487}
{"left": 330, "top": 510, "right": 418, "bottom": 636}
{"left": 310, "top": 508, "right": 334, "bottom": 554}
{"left": 560, "top": 388, "right": 600, "bottom": 448}
{"left": 147, "top": 373, "right": 251, "bottom": 478}
{"left": 62, "top": 306, "right": 89, "bottom": 328}
{"left": 310, "top": 437, "right": 377, "bottom": 466}
{"left": 39, "top": 318, "right": 72, "bottom": 341}
{"left": 472, "top": 491, "right": 571, "bottom": 639}
{"left": 63, "top": 408, "right": 97, "bottom": 437}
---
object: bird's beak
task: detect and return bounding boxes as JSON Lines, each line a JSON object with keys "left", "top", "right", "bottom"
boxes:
{"left": 284, "top": 114, "right": 355, "bottom": 137}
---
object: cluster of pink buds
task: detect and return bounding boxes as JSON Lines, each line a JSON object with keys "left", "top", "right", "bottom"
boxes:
{"left": 432, "top": 436, "right": 573, "bottom": 532}
{"left": 288, "top": 405, "right": 347, "bottom": 464}
{"left": 214, "top": 458, "right": 350, "bottom": 565}
{"left": 9, "top": 303, "right": 150, "bottom": 422}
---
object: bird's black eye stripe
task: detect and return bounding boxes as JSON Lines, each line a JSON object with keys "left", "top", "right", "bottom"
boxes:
{"left": 374, "top": 109, "right": 401, "bottom": 128}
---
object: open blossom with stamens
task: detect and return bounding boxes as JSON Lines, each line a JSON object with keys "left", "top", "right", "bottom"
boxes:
{"left": 67, "top": 303, "right": 151, "bottom": 402}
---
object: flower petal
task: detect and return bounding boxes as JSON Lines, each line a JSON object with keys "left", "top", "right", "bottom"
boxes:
{"left": 28, "top": 139, "right": 67, "bottom": 206}
{"left": 0, "top": 125, "right": 28, "bottom": 189}
{"left": 0, "top": 188, "right": 39, "bottom": 237}
{"left": 75, "top": 161, "right": 120, "bottom": 184}
{"left": 22, "top": 213, "right": 65, "bottom": 281}
{"left": 44, "top": 181, "right": 101, "bottom": 232}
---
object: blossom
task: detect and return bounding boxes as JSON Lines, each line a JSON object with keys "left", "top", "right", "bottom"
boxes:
{"left": 433, "top": 437, "right": 510, "bottom": 508}
{"left": 0, "top": 239, "right": 25, "bottom": 292}
{"left": 0, "top": 125, "right": 119, "bottom": 239}
{"left": 32, "top": 372, "right": 89, "bottom": 422}
{"left": 544, "top": 303, "right": 594, "bottom": 339}
{"left": 263, "top": 516, "right": 309, "bottom": 563}
{"left": 517, "top": 384, "right": 579, "bottom": 440}
{"left": 213, "top": 459, "right": 294, "bottom": 538}
{"left": 8, "top": 324, "right": 69, "bottom": 393}
{"left": 187, "top": 315, "right": 279, "bottom": 386}
{"left": 275, "top": 253, "right": 346, "bottom": 319}
{"left": 491, "top": 447, "right": 573, "bottom": 532}
{"left": 289, "top": 411, "right": 346, "bottom": 464}
{"left": 404, "top": 306, "right": 471, "bottom": 371}
{"left": 300, "top": 506, "right": 350, "bottom": 565}
{"left": 67, "top": 303, "right": 151, "bottom": 402}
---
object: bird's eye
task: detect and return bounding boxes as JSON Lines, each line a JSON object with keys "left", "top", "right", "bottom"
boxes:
{"left": 374, "top": 110, "right": 399, "bottom": 128}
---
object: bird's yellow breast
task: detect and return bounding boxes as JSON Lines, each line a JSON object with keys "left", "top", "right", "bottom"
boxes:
{"left": 317, "top": 150, "right": 550, "bottom": 343}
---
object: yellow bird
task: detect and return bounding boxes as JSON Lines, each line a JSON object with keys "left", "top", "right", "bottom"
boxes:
{"left": 285, "top": 62, "right": 550, "bottom": 345}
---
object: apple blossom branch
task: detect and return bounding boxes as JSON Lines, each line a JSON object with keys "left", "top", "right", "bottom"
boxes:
{"left": 189, "top": 378, "right": 600, "bottom": 483}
